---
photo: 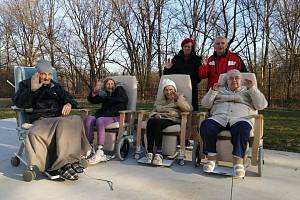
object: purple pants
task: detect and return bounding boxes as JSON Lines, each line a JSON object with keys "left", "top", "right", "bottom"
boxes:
{"left": 84, "top": 115, "right": 120, "bottom": 145}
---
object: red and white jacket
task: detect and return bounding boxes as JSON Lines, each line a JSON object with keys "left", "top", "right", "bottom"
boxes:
{"left": 199, "top": 50, "right": 247, "bottom": 89}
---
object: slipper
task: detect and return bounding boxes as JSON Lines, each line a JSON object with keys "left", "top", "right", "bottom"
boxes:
{"left": 234, "top": 164, "right": 245, "bottom": 178}
{"left": 71, "top": 162, "right": 85, "bottom": 173}
{"left": 58, "top": 164, "right": 78, "bottom": 181}
{"left": 203, "top": 160, "right": 216, "bottom": 173}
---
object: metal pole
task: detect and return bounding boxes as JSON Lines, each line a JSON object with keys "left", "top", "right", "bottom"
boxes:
{"left": 268, "top": 63, "right": 271, "bottom": 107}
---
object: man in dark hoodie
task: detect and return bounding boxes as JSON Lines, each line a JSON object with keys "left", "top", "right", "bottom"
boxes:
{"left": 13, "top": 59, "right": 91, "bottom": 181}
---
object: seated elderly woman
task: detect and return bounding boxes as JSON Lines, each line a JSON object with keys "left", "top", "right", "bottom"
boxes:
{"left": 13, "top": 59, "right": 91, "bottom": 181}
{"left": 200, "top": 69, "right": 268, "bottom": 178}
{"left": 84, "top": 78, "right": 128, "bottom": 165}
{"left": 144, "top": 79, "right": 193, "bottom": 165}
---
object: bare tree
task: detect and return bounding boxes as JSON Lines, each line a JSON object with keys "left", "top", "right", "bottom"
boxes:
{"left": 64, "top": 0, "right": 115, "bottom": 89}
{"left": 271, "top": 0, "right": 300, "bottom": 99}
{"left": 111, "top": 0, "right": 161, "bottom": 99}
{"left": 1, "top": 0, "right": 43, "bottom": 66}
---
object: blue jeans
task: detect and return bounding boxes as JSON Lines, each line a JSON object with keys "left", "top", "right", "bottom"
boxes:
{"left": 200, "top": 119, "right": 252, "bottom": 158}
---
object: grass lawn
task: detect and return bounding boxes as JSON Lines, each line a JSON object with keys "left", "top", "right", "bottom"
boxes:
{"left": 1, "top": 98, "right": 299, "bottom": 153}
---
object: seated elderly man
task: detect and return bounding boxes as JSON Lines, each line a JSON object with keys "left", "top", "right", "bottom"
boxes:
{"left": 13, "top": 59, "right": 91, "bottom": 181}
{"left": 200, "top": 69, "right": 268, "bottom": 178}
{"left": 144, "top": 79, "right": 193, "bottom": 165}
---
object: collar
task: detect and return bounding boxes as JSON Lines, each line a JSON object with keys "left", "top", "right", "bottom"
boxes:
{"left": 213, "top": 49, "right": 229, "bottom": 58}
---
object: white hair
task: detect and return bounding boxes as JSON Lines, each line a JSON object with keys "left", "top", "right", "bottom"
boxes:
{"left": 213, "top": 36, "right": 228, "bottom": 46}
{"left": 226, "top": 69, "right": 241, "bottom": 81}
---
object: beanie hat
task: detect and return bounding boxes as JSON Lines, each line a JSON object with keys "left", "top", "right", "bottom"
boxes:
{"left": 181, "top": 38, "right": 196, "bottom": 49}
{"left": 161, "top": 79, "right": 177, "bottom": 92}
{"left": 36, "top": 59, "right": 52, "bottom": 73}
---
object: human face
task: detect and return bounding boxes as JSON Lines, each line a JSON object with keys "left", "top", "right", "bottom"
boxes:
{"left": 213, "top": 38, "right": 228, "bottom": 56}
{"left": 182, "top": 42, "right": 193, "bottom": 56}
{"left": 163, "top": 85, "right": 176, "bottom": 100}
{"left": 226, "top": 74, "right": 241, "bottom": 91}
{"left": 105, "top": 79, "right": 115, "bottom": 94}
{"left": 39, "top": 72, "right": 52, "bottom": 85}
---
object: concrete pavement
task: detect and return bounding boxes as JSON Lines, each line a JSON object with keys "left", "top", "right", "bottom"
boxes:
{"left": 0, "top": 118, "right": 299, "bottom": 200}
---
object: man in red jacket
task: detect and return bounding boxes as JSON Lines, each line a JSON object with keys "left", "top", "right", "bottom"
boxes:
{"left": 199, "top": 36, "right": 247, "bottom": 89}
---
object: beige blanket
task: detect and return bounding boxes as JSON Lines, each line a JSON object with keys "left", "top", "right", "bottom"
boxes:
{"left": 25, "top": 115, "right": 91, "bottom": 171}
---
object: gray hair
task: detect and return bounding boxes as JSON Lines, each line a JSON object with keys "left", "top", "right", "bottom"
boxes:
{"left": 214, "top": 36, "right": 228, "bottom": 45}
{"left": 226, "top": 69, "right": 241, "bottom": 81}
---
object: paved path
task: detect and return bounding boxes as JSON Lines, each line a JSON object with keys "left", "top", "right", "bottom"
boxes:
{"left": 0, "top": 118, "right": 299, "bottom": 200}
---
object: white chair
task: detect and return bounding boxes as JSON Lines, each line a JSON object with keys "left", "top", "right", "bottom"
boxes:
{"left": 91, "top": 76, "right": 137, "bottom": 160}
{"left": 193, "top": 73, "right": 264, "bottom": 176}
{"left": 135, "top": 74, "right": 192, "bottom": 166}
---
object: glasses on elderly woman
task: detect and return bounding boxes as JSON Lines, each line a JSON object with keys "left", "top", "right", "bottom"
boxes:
{"left": 228, "top": 76, "right": 241, "bottom": 81}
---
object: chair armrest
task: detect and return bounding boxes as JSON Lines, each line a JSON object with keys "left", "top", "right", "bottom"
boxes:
{"left": 180, "top": 112, "right": 190, "bottom": 116}
{"left": 71, "top": 108, "right": 91, "bottom": 116}
{"left": 119, "top": 110, "right": 135, "bottom": 114}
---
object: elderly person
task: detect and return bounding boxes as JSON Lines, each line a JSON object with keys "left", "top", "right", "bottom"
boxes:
{"left": 13, "top": 59, "right": 91, "bottom": 181}
{"left": 199, "top": 69, "right": 268, "bottom": 178}
{"left": 199, "top": 36, "right": 248, "bottom": 90}
{"left": 84, "top": 78, "right": 128, "bottom": 165}
{"left": 164, "top": 38, "right": 202, "bottom": 111}
{"left": 144, "top": 79, "right": 193, "bottom": 165}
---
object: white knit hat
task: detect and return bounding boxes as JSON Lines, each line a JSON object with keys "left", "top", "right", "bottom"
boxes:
{"left": 161, "top": 79, "right": 177, "bottom": 92}
{"left": 36, "top": 59, "right": 52, "bottom": 73}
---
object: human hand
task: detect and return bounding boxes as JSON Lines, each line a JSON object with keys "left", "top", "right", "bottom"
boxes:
{"left": 31, "top": 73, "right": 44, "bottom": 92}
{"left": 171, "top": 91, "right": 179, "bottom": 101}
{"left": 164, "top": 57, "right": 173, "bottom": 69}
{"left": 243, "top": 79, "right": 253, "bottom": 89}
{"left": 212, "top": 83, "right": 219, "bottom": 91}
{"left": 94, "top": 79, "right": 102, "bottom": 92}
{"left": 62, "top": 103, "right": 72, "bottom": 116}
{"left": 202, "top": 55, "right": 208, "bottom": 65}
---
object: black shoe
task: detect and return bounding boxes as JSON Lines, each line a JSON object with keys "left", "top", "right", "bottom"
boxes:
{"left": 45, "top": 169, "right": 62, "bottom": 180}
{"left": 71, "top": 162, "right": 84, "bottom": 173}
{"left": 58, "top": 164, "right": 79, "bottom": 181}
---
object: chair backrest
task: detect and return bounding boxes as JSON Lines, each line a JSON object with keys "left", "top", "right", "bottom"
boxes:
{"left": 110, "top": 75, "right": 137, "bottom": 111}
{"left": 14, "top": 66, "right": 58, "bottom": 92}
{"left": 156, "top": 75, "right": 192, "bottom": 104}
{"left": 218, "top": 72, "right": 257, "bottom": 88}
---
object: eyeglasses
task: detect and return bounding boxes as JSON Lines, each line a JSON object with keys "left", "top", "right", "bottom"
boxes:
{"left": 228, "top": 76, "right": 241, "bottom": 81}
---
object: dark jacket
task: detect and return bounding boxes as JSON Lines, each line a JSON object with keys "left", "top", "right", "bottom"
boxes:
{"left": 164, "top": 50, "right": 202, "bottom": 110}
{"left": 12, "top": 78, "right": 78, "bottom": 122}
{"left": 87, "top": 85, "right": 128, "bottom": 118}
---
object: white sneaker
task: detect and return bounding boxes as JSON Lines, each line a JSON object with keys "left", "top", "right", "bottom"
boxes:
{"left": 144, "top": 153, "right": 153, "bottom": 164}
{"left": 88, "top": 149, "right": 107, "bottom": 165}
{"left": 152, "top": 154, "right": 163, "bottom": 165}
{"left": 203, "top": 160, "right": 216, "bottom": 173}
{"left": 85, "top": 147, "right": 95, "bottom": 159}
{"left": 234, "top": 164, "right": 245, "bottom": 178}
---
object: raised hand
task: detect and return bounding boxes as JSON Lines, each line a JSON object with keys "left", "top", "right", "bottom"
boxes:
{"left": 61, "top": 103, "right": 72, "bottom": 116}
{"left": 94, "top": 79, "right": 102, "bottom": 92}
{"left": 171, "top": 91, "right": 179, "bottom": 101}
{"left": 244, "top": 79, "right": 253, "bottom": 89}
{"left": 164, "top": 57, "right": 173, "bottom": 69}
{"left": 212, "top": 82, "right": 219, "bottom": 91}
{"left": 31, "top": 73, "right": 43, "bottom": 92}
{"left": 202, "top": 55, "right": 208, "bottom": 65}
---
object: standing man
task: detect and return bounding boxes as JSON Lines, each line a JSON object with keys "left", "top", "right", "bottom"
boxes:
{"left": 199, "top": 36, "right": 247, "bottom": 90}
